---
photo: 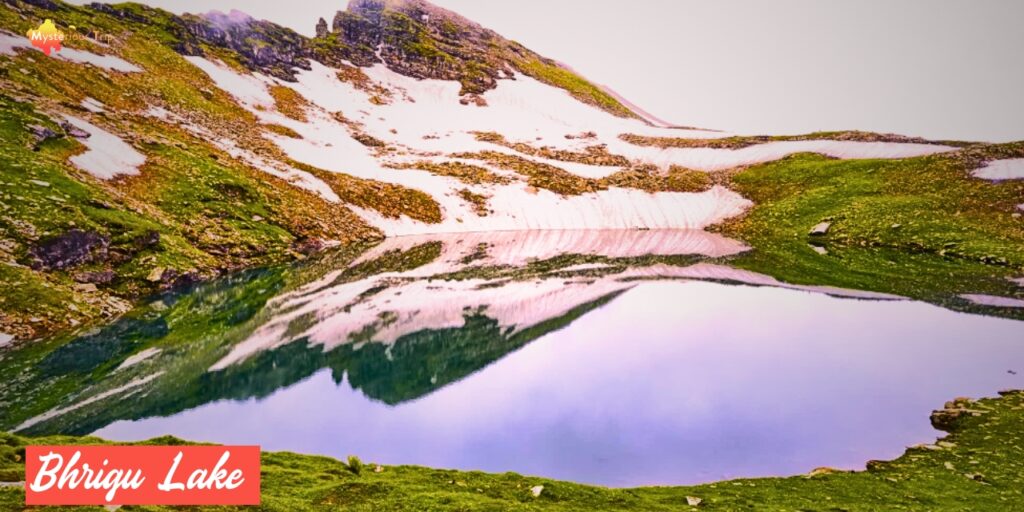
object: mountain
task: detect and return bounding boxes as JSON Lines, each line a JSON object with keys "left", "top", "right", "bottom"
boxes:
{"left": 0, "top": 0, "right": 1022, "bottom": 343}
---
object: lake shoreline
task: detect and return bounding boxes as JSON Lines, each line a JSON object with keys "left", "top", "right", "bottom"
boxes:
{"left": 3, "top": 389, "right": 1022, "bottom": 510}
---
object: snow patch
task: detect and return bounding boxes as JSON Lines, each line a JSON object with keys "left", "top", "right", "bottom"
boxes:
{"left": 354, "top": 184, "right": 751, "bottom": 236}
{"left": 645, "top": 263, "right": 906, "bottom": 301}
{"left": 960, "top": 294, "right": 1024, "bottom": 308}
{"left": 64, "top": 115, "right": 145, "bottom": 179}
{"left": 14, "top": 372, "right": 164, "bottom": 432}
{"left": 558, "top": 263, "right": 611, "bottom": 272}
{"left": 80, "top": 97, "right": 105, "bottom": 113}
{"left": 141, "top": 105, "right": 340, "bottom": 202}
{"left": 972, "top": 159, "right": 1024, "bottom": 181}
{"left": 116, "top": 347, "right": 162, "bottom": 371}
{"left": 614, "top": 140, "right": 954, "bottom": 171}
{"left": 184, "top": 55, "right": 274, "bottom": 108}
{"left": 0, "top": 332, "right": 13, "bottom": 348}
{"left": 352, "top": 229, "right": 748, "bottom": 271}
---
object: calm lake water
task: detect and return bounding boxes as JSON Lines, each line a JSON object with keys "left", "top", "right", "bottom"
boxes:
{"left": 3, "top": 231, "right": 1023, "bottom": 486}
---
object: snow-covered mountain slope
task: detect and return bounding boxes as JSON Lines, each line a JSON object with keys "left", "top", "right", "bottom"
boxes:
{"left": 0, "top": 0, "right": 958, "bottom": 239}
{"left": 180, "top": 49, "right": 952, "bottom": 236}
{"left": 3, "top": 0, "right": 1016, "bottom": 342}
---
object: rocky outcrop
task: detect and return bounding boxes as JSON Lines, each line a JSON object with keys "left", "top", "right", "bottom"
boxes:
{"left": 930, "top": 397, "right": 989, "bottom": 432}
{"left": 179, "top": 10, "right": 313, "bottom": 81}
{"left": 29, "top": 230, "right": 110, "bottom": 271}
{"left": 320, "top": 0, "right": 507, "bottom": 94}
{"left": 78, "top": 0, "right": 636, "bottom": 116}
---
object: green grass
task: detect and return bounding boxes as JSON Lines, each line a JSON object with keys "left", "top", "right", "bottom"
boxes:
{"left": 512, "top": 54, "right": 638, "bottom": 119}
{"left": 1, "top": 390, "right": 1022, "bottom": 510}
{"left": 0, "top": 3, "right": 391, "bottom": 339}
{"left": 619, "top": 131, "right": 973, "bottom": 150}
{"left": 717, "top": 150, "right": 1024, "bottom": 318}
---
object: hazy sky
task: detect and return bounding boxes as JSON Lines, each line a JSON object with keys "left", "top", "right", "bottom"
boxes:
{"left": 72, "top": 0, "right": 1024, "bottom": 141}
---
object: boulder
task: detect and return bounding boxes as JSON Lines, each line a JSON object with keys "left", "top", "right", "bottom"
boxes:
{"left": 132, "top": 230, "right": 161, "bottom": 250}
{"left": 27, "top": 124, "right": 61, "bottom": 144}
{"left": 809, "top": 221, "right": 831, "bottom": 236}
{"left": 60, "top": 120, "right": 91, "bottom": 139}
{"left": 73, "top": 270, "right": 115, "bottom": 284}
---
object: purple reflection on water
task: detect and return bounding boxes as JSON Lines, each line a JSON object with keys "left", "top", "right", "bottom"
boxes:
{"left": 95, "top": 281, "right": 1024, "bottom": 486}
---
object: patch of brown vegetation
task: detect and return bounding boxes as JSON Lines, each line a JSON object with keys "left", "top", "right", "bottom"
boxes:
{"left": 389, "top": 161, "right": 513, "bottom": 185}
{"left": 262, "top": 123, "right": 302, "bottom": 139}
{"left": 453, "top": 151, "right": 714, "bottom": 196}
{"left": 473, "top": 131, "right": 630, "bottom": 166}
{"left": 603, "top": 165, "right": 713, "bottom": 193}
{"left": 451, "top": 151, "right": 601, "bottom": 195}
{"left": 565, "top": 131, "right": 597, "bottom": 140}
{"left": 353, "top": 132, "right": 387, "bottom": 148}
{"left": 457, "top": 188, "right": 491, "bottom": 216}
{"left": 459, "top": 94, "right": 488, "bottom": 107}
{"left": 268, "top": 85, "right": 311, "bottom": 122}
{"left": 336, "top": 63, "right": 394, "bottom": 104}
{"left": 290, "top": 161, "right": 443, "bottom": 224}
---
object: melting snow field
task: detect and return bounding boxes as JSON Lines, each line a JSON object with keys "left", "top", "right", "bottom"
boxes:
{"left": 64, "top": 115, "right": 146, "bottom": 179}
{"left": 179, "top": 54, "right": 967, "bottom": 235}
{"left": 612, "top": 140, "right": 954, "bottom": 171}
{"left": 972, "top": 159, "right": 1024, "bottom": 181}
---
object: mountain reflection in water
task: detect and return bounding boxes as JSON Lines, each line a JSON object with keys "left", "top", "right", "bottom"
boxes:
{"left": 2, "top": 229, "right": 1022, "bottom": 486}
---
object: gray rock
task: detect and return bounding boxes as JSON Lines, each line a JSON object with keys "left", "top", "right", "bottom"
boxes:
{"left": 809, "top": 221, "right": 831, "bottom": 236}
{"left": 60, "top": 121, "right": 91, "bottom": 139}
{"left": 74, "top": 270, "right": 115, "bottom": 284}
{"left": 132, "top": 230, "right": 161, "bottom": 250}
{"left": 29, "top": 230, "right": 110, "bottom": 271}
{"left": 147, "top": 266, "right": 167, "bottom": 282}
{"left": 27, "top": 124, "right": 60, "bottom": 144}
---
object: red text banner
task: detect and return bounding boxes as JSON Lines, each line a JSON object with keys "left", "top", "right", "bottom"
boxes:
{"left": 24, "top": 445, "right": 260, "bottom": 505}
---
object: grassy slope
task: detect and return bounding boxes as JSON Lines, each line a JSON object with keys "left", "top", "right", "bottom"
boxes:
{"left": 0, "top": 0, "right": 471, "bottom": 339}
{"left": 619, "top": 131, "right": 972, "bottom": 150}
{"left": 1, "top": 391, "right": 1022, "bottom": 510}
{"left": 511, "top": 53, "right": 639, "bottom": 120}
{"left": 715, "top": 149, "right": 1024, "bottom": 318}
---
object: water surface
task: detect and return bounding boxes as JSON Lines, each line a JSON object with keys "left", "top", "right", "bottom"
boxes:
{"left": 94, "top": 280, "right": 1024, "bottom": 486}
{"left": 2, "top": 230, "right": 1022, "bottom": 486}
